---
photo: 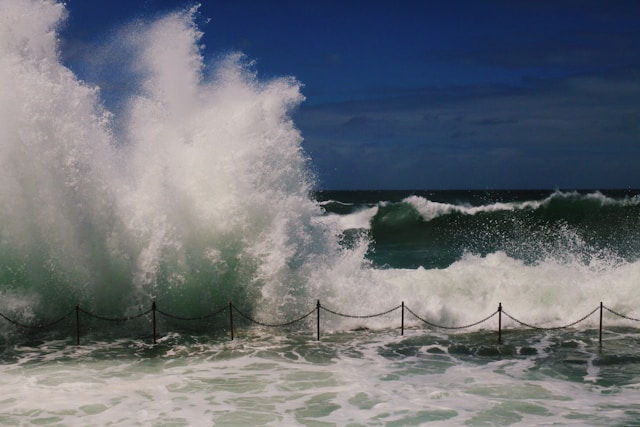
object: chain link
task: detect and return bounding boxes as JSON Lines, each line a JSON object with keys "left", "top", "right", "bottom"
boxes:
{"left": 232, "top": 306, "right": 316, "bottom": 327}
{"left": 320, "top": 304, "right": 402, "bottom": 319}
{"left": 501, "top": 306, "right": 599, "bottom": 330}
{"left": 157, "top": 305, "right": 228, "bottom": 321}
{"left": 404, "top": 306, "right": 498, "bottom": 330}
{"left": 78, "top": 307, "right": 152, "bottom": 322}
{"left": 0, "top": 308, "right": 75, "bottom": 330}
{"left": 3, "top": 302, "right": 639, "bottom": 336}
{"left": 603, "top": 305, "right": 640, "bottom": 322}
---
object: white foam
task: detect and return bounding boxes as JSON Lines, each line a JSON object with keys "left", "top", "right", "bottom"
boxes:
{"left": 405, "top": 190, "right": 640, "bottom": 222}
{"left": 318, "top": 206, "right": 378, "bottom": 231}
{"left": 2, "top": 332, "right": 639, "bottom": 425}
{"left": 404, "top": 195, "right": 543, "bottom": 222}
{"left": 366, "top": 252, "right": 640, "bottom": 330}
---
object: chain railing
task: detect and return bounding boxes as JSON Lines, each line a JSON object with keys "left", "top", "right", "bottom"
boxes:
{"left": 0, "top": 308, "right": 75, "bottom": 330}
{"left": 0, "top": 300, "right": 637, "bottom": 346}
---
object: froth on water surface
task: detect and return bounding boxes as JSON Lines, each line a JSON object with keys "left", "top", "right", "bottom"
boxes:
{"left": 2, "top": 328, "right": 640, "bottom": 425}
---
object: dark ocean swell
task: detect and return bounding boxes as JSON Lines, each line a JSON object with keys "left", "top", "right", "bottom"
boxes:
{"left": 318, "top": 190, "right": 640, "bottom": 270}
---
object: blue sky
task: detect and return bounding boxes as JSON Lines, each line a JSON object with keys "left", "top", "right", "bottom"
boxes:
{"left": 60, "top": 0, "right": 640, "bottom": 190}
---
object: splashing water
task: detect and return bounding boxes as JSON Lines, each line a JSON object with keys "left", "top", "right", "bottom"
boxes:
{"left": 0, "top": 0, "right": 379, "bottom": 329}
{"left": 1, "top": 0, "right": 639, "bottom": 338}
{"left": 3, "top": 3, "right": 640, "bottom": 425}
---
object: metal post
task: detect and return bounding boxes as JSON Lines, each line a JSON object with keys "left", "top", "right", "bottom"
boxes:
{"left": 152, "top": 301, "right": 157, "bottom": 344}
{"left": 498, "top": 303, "right": 502, "bottom": 344}
{"left": 599, "top": 301, "right": 603, "bottom": 347}
{"left": 75, "top": 304, "right": 80, "bottom": 346}
{"left": 229, "top": 301, "right": 234, "bottom": 340}
{"left": 401, "top": 301, "right": 404, "bottom": 336}
{"left": 317, "top": 300, "right": 321, "bottom": 341}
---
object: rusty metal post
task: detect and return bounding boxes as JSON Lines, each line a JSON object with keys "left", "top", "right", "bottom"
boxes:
{"left": 498, "top": 303, "right": 502, "bottom": 344}
{"left": 75, "top": 304, "right": 80, "bottom": 346}
{"left": 152, "top": 301, "right": 157, "bottom": 344}
{"left": 229, "top": 301, "right": 234, "bottom": 340}
{"left": 317, "top": 300, "right": 321, "bottom": 341}
{"left": 599, "top": 301, "right": 603, "bottom": 347}
{"left": 401, "top": 301, "right": 404, "bottom": 336}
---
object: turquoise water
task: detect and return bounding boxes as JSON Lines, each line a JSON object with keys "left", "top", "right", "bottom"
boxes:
{"left": 3, "top": 328, "right": 640, "bottom": 426}
{"left": 317, "top": 189, "right": 640, "bottom": 269}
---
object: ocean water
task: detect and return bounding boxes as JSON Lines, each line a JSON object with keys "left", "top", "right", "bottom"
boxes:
{"left": 2, "top": 1, "right": 640, "bottom": 425}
